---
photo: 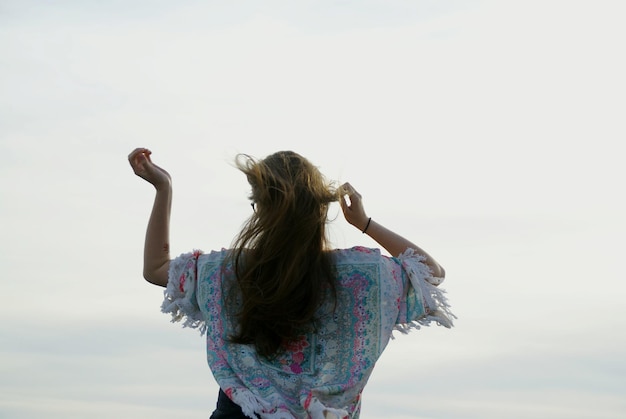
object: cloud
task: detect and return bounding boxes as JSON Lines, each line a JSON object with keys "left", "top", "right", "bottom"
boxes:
{"left": 1, "top": 1, "right": 625, "bottom": 418}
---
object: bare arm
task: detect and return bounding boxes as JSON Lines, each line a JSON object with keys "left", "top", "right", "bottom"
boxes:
{"left": 128, "top": 148, "right": 172, "bottom": 287}
{"left": 142, "top": 186, "right": 171, "bottom": 287}
{"left": 340, "top": 182, "right": 445, "bottom": 278}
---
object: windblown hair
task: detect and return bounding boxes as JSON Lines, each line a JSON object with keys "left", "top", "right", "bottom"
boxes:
{"left": 227, "top": 151, "right": 339, "bottom": 358}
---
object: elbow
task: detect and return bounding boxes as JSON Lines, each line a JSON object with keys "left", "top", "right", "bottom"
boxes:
{"left": 142, "top": 270, "right": 156, "bottom": 284}
{"left": 142, "top": 260, "right": 170, "bottom": 287}
{"left": 143, "top": 270, "right": 167, "bottom": 287}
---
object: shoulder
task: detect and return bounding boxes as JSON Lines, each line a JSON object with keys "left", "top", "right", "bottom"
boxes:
{"left": 197, "top": 248, "right": 230, "bottom": 264}
{"left": 330, "top": 247, "right": 403, "bottom": 288}
{"left": 195, "top": 248, "right": 234, "bottom": 276}
{"left": 330, "top": 246, "right": 396, "bottom": 265}
{"left": 170, "top": 249, "right": 232, "bottom": 280}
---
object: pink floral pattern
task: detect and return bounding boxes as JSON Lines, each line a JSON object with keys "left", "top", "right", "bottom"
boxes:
{"left": 163, "top": 246, "right": 453, "bottom": 418}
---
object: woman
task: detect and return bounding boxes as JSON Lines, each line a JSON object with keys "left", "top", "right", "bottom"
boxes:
{"left": 128, "top": 147, "right": 453, "bottom": 419}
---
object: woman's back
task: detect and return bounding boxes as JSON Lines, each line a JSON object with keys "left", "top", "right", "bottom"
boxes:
{"left": 163, "top": 246, "right": 452, "bottom": 418}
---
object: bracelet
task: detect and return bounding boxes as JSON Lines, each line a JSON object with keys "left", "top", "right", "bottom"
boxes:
{"left": 362, "top": 217, "right": 372, "bottom": 234}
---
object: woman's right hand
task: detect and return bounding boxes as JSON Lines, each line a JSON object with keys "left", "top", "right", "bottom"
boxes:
{"left": 128, "top": 148, "right": 171, "bottom": 190}
{"left": 340, "top": 182, "right": 370, "bottom": 232}
{"left": 341, "top": 183, "right": 445, "bottom": 277}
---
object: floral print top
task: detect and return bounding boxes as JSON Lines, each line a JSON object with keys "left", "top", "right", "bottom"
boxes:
{"left": 162, "top": 246, "right": 453, "bottom": 419}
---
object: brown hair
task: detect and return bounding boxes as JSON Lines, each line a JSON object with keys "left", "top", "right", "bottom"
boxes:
{"left": 227, "top": 151, "right": 338, "bottom": 358}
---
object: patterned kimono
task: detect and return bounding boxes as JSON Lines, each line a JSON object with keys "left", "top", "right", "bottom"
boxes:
{"left": 162, "top": 246, "right": 454, "bottom": 418}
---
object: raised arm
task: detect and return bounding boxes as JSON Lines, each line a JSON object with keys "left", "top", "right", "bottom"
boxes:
{"left": 128, "top": 148, "right": 172, "bottom": 287}
{"left": 340, "top": 182, "right": 445, "bottom": 278}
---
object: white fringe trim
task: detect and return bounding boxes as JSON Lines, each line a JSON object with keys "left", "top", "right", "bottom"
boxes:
{"left": 393, "top": 248, "right": 456, "bottom": 336}
{"left": 233, "top": 391, "right": 272, "bottom": 419}
{"left": 230, "top": 390, "right": 351, "bottom": 419}
{"left": 160, "top": 251, "right": 207, "bottom": 335}
{"left": 307, "top": 398, "right": 350, "bottom": 419}
{"left": 233, "top": 391, "right": 295, "bottom": 419}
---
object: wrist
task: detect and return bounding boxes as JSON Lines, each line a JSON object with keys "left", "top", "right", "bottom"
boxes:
{"left": 154, "top": 180, "right": 172, "bottom": 192}
{"left": 361, "top": 217, "right": 372, "bottom": 234}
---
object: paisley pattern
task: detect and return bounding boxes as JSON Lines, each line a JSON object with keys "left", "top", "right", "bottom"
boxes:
{"left": 162, "top": 246, "right": 453, "bottom": 419}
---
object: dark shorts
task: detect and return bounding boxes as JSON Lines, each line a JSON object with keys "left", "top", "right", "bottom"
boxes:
{"left": 209, "top": 389, "right": 259, "bottom": 419}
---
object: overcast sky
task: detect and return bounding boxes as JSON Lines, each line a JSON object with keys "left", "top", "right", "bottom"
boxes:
{"left": 1, "top": 1, "right": 625, "bottom": 418}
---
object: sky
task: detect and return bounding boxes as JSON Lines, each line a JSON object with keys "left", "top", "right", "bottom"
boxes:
{"left": 1, "top": 0, "right": 625, "bottom": 418}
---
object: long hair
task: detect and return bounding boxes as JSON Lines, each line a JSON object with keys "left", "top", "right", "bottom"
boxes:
{"left": 227, "top": 151, "right": 339, "bottom": 358}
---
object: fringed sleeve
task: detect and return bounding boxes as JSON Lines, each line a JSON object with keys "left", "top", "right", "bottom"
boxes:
{"left": 393, "top": 248, "right": 455, "bottom": 334}
{"left": 161, "top": 250, "right": 207, "bottom": 334}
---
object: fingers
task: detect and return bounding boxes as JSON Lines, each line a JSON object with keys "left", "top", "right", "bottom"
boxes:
{"left": 339, "top": 183, "right": 350, "bottom": 210}
{"left": 128, "top": 148, "right": 156, "bottom": 179}
{"left": 340, "top": 182, "right": 361, "bottom": 208}
{"left": 342, "top": 183, "right": 361, "bottom": 198}
{"left": 339, "top": 182, "right": 369, "bottom": 230}
{"left": 341, "top": 182, "right": 355, "bottom": 195}
{"left": 128, "top": 147, "right": 152, "bottom": 164}
{"left": 128, "top": 147, "right": 150, "bottom": 162}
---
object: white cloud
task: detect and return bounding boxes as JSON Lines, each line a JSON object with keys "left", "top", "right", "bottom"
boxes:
{"left": 1, "top": 1, "right": 625, "bottom": 418}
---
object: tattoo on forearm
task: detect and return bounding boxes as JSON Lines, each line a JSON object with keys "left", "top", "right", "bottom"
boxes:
{"left": 163, "top": 243, "right": 170, "bottom": 253}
